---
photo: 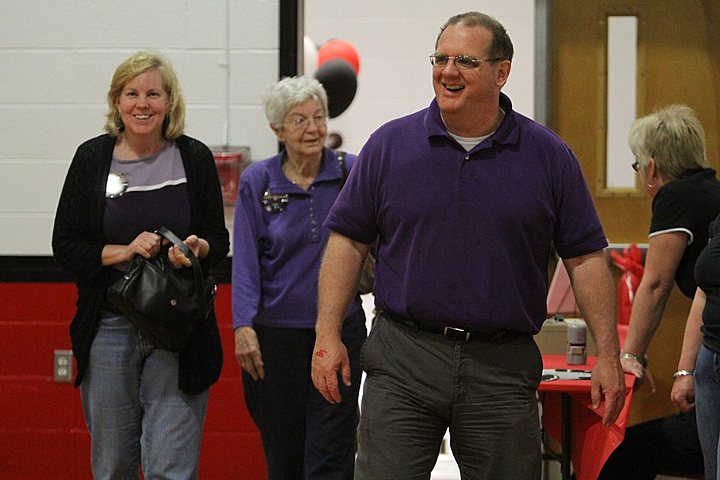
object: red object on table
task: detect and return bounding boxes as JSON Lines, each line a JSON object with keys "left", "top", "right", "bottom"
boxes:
{"left": 213, "top": 148, "right": 249, "bottom": 205}
{"left": 538, "top": 325, "right": 633, "bottom": 480}
{"left": 610, "top": 245, "right": 644, "bottom": 325}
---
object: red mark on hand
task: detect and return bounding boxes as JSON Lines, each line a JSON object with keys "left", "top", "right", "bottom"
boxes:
{"left": 315, "top": 349, "right": 327, "bottom": 358}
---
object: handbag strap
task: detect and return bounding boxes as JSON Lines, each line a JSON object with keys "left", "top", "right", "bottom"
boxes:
{"left": 154, "top": 226, "right": 206, "bottom": 318}
{"left": 337, "top": 150, "right": 348, "bottom": 187}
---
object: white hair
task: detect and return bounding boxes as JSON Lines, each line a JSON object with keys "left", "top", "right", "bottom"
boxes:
{"left": 263, "top": 76, "right": 329, "bottom": 129}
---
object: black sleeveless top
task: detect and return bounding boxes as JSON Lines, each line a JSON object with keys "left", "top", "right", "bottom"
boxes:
{"left": 695, "top": 215, "right": 720, "bottom": 353}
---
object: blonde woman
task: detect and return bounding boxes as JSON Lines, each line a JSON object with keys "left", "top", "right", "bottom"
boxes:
{"left": 53, "top": 51, "right": 228, "bottom": 479}
{"left": 600, "top": 105, "right": 719, "bottom": 478}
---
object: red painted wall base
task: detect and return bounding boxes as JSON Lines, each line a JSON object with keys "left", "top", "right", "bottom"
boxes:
{"left": 0, "top": 282, "right": 267, "bottom": 479}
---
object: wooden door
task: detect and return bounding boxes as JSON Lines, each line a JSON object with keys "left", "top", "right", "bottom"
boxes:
{"left": 550, "top": 0, "right": 720, "bottom": 423}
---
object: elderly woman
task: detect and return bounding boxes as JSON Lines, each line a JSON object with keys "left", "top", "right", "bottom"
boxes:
{"left": 599, "top": 104, "right": 720, "bottom": 478}
{"left": 52, "top": 51, "right": 229, "bottom": 478}
{"left": 232, "top": 76, "right": 367, "bottom": 479}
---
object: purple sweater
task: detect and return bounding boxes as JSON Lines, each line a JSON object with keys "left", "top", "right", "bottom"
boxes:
{"left": 232, "top": 148, "right": 363, "bottom": 329}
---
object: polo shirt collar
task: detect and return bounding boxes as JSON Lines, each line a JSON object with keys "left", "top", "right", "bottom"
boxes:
{"left": 425, "top": 92, "right": 520, "bottom": 151}
{"left": 679, "top": 167, "right": 716, "bottom": 179}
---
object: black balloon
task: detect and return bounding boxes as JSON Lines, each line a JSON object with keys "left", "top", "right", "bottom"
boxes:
{"left": 327, "top": 132, "right": 343, "bottom": 149}
{"left": 314, "top": 58, "right": 357, "bottom": 118}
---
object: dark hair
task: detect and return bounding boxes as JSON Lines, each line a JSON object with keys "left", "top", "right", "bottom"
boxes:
{"left": 435, "top": 12, "right": 514, "bottom": 61}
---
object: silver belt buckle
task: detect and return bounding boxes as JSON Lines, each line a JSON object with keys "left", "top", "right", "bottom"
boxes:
{"left": 443, "top": 326, "right": 470, "bottom": 341}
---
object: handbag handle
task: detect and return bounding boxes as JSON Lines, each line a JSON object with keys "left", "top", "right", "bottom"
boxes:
{"left": 154, "top": 226, "right": 207, "bottom": 319}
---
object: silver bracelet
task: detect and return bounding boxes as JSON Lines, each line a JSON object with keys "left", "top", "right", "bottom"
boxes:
{"left": 621, "top": 351, "right": 648, "bottom": 368}
{"left": 672, "top": 370, "right": 693, "bottom": 379}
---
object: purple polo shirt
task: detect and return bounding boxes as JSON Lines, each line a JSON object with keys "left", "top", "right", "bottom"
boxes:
{"left": 325, "top": 93, "right": 607, "bottom": 333}
{"left": 232, "top": 148, "right": 363, "bottom": 329}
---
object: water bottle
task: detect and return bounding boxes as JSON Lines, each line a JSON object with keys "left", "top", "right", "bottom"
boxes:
{"left": 566, "top": 322, "right": 587, "bottom": 365}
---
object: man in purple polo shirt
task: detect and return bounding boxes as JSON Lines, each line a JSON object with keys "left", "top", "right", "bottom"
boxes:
{"left": 311, "top": 11, "right": 625, "bottom": 479}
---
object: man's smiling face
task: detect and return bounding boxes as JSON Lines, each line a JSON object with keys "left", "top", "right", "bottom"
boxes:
{"left": 432, "top": 24, "right": 505, "bottom": 122}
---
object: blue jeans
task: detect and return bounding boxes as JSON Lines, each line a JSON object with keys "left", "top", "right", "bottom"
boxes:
{"left": 80, "top": 311, "right": 209, "bottom": 480}
{"left": 695, "top": 344, "right": 720, "bottom": 479}
{"left": 243, "top": 309, "right": 367, "bottom": 480}
{"left": 356, "top": 314, "right": 542, "bottom": 480}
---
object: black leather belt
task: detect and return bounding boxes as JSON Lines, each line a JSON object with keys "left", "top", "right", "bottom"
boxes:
{"left": 380, "top": 310, "right": 515, "bottom": 342}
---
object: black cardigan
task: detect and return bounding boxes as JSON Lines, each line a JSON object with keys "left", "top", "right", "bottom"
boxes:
{"left": 52, "top": 134, "right": 230, "bottom": 393}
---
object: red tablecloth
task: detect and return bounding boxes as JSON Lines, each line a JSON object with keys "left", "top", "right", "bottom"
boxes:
{"left": 538, "top": 325, "right": 633, "bottom": 480}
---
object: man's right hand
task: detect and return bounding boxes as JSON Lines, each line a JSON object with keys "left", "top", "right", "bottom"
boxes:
{"left": 311, "top": 336, "right": 351, "bottom": 404}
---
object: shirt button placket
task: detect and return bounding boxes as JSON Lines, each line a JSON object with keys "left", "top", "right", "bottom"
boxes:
{"left": 309, "top": 196, "right": 319, "bottom": 241}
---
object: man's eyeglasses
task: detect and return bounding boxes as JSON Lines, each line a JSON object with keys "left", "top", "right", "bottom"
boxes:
{"left": 631, "top": 161, "right": 640, "bottom": 172}
{"left": 285, "top": 115, "right": 327, "bottom": 131}
{"left": 429, "top": 53, "right": 502, "bottom": 70}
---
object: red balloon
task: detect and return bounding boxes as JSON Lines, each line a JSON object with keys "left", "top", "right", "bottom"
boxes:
{"left": 317, "top": 38, "right": 360, "bottom": 74}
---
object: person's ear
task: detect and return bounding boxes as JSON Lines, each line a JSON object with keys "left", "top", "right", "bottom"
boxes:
{"left": 270, "top": 123, "right": 285, "bottom": 143}
{"left": 646, "top": 157, "right": 658, "bottom": 179}
{"left": 496, "top": 60, "right": 511, "bottom": 87}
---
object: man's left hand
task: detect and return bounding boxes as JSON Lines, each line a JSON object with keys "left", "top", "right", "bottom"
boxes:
{"left": 591, "top": 355, "right": 626, "bottom": 426}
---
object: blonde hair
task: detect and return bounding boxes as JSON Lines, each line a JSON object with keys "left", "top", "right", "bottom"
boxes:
{"left": 104, "top": 50, "right": 186, "bottom": 140}
{"left": 629, "top": 104, "right": 708, "bottom": 178}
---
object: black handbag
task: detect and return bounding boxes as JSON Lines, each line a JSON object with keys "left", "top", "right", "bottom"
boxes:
{"left": 106, "top": 226, "right": 217, "bottom": 351}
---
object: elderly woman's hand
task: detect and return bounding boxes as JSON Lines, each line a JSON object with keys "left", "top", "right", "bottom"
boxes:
{"left": 234, "top": 326, "right": 265, "bottom": 381}
{"left": 620, "top": 353, "right": 657, "bottom": 393}
{"left": 620, "top": 354, "right": 645, "bottom": 380}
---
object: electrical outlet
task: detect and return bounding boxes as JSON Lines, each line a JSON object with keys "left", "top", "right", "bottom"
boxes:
{"left": 53, "top": 350, "right": 73, "bottom": 383}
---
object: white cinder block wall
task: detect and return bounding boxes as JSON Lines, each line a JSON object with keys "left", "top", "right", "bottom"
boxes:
{"left": 0, "top": 0, "right": 534, "bottom": 256}
{"left": 0, "top": 0, "right": 279, "bottom": 255}
{"left": 306, "top": 0, "right": 535, "bottom": 157}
